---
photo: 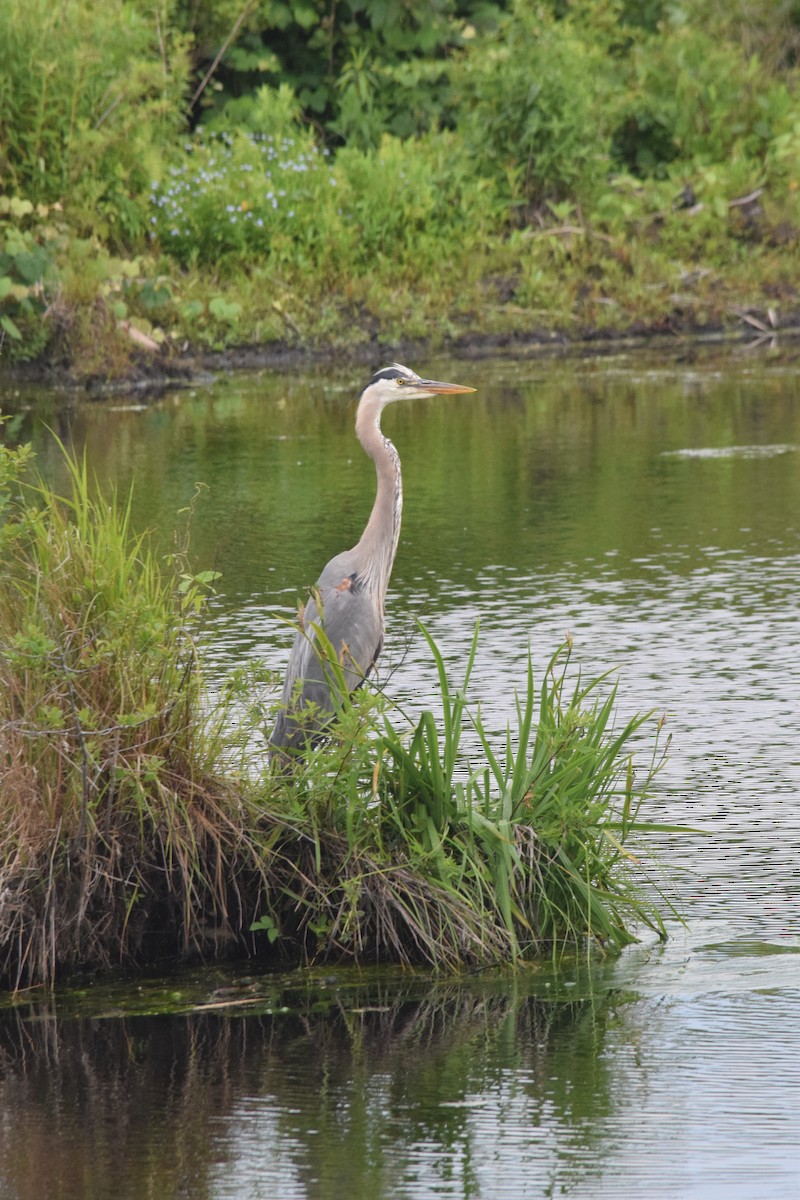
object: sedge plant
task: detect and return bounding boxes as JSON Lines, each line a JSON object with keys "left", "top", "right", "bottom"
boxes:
{"left": 260, "top": 620, "right": 677, "bottom": 967}
{"left": 376, "top": 624, "right": 675, "bottom": 959}
{"left": 0, "top": 437, "right": 267, "bottom": 989}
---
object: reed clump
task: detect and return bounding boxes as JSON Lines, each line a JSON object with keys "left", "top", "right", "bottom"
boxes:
{"left": 254, "top": 624, "right": 674, "bottom": 969}
{"left": 0, "top": 439, "right": 268, "bottom": 989}
{"left": 0, "top": 437, "right": 674, "bottom": 990}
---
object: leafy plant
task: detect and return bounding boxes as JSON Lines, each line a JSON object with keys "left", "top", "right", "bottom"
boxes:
{"left": 331, "top": 132, "right": 501, "bottom": 276}
{"left": 261, "top": 620, "right": 677, "bottom": 965}
{"left": 611, "top": 20, "right": 797, "bottom": 178}
{"left": 0, "top": 197, "right": 62, "bottom": 358}
{"left": 150, "top": 123, "right": 502, "bottom": 330}
{"left": 150, "top": 126, "right": 338, "bottom": 268}
{"left": 190, "top": 0, "right": 490, "bottom": 144}
{"left": 454, "top": 2, "right": 619, "bottom": 210}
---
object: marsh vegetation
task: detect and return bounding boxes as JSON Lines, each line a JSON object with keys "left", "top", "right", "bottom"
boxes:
{"left": 2, "top": 0, "right": 800, "bottom": 377}
{"left": 0, "top": 435, "right": 672, "bottom": 988}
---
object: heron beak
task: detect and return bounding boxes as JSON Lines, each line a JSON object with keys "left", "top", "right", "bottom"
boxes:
{"left": 417, "top": 378, "right": 477, "bottom": 395}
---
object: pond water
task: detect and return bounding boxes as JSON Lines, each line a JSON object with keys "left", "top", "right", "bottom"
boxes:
{"left": 1, "top": 341, "right": 800, "bottom": 1198}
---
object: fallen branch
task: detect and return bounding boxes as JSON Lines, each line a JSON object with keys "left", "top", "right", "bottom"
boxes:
{"left": 118, "top": 319, "right": 160, "bottom": 353}
{"left": 729, "top": 188, "right": 764, "bottom": 209}
{"left": 730, "top": 308, "right": 771, "bottom": 333}
{"left": 521, "top": 225, "right": 613, "bottom": 245}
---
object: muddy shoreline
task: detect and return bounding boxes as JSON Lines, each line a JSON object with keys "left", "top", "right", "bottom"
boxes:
{"left": 4, "top": 310, "right": 800, "bottom": 396}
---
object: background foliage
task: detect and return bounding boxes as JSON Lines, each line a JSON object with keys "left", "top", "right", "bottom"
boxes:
{"left": 1, "top": 0, "right": 799, "bottom": 369}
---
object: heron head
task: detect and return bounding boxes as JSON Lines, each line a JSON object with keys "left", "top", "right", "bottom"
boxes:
{"left": 362, "top": 363, "right": 476, "bottom": 406}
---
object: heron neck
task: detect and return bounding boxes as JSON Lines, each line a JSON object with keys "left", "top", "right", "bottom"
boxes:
{"left": 354, "top": 395, "right": 402, "bottom": 602}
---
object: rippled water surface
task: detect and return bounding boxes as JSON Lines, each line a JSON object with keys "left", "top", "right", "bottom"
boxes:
{"left": 2, "top": 343, "right": 800, "bottom": 1198}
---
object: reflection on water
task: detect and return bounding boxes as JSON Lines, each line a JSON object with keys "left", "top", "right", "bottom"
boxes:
{"left": 662, "top": 441, "right": 798, "bottom": 459}
{"left": 1, "top": 944, "right": 799, "bottom": 1200}
{"left": 0, "top": 972, "right": 623, "bottom": 1200}
{"left": 2, "top": 343, "right": 800, "bottom": 1198}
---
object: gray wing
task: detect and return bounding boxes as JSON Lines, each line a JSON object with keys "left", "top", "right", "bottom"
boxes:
{"left": 270, "top": 554, "right": 383, "bottom": 754}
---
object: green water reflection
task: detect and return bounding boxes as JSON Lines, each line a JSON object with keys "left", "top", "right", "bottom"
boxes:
{"left": 7, "top": 348, "right": 800, "bottom": 613}
{"left": 2, "top": 936, "right": 800, "bottom": 1199}
{"left": 0, "top": 964, "right": 635, "bottom": 1200}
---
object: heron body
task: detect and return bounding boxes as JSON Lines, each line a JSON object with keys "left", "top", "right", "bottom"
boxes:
{"left": 270, "top": 363, "right": 476, "bottom": 760}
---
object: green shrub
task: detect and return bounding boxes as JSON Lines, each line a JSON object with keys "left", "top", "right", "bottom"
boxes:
{"left": 329, "top": 132, "right": 502, "bottom": 277}
{"left": 0, "top": 0, "right": 190, "bottom": 243}
{"left": 0, "top": 198, "right": 60, "bottom": 359}
{"left": 152, "top": 125, "right": 501, "bottom": 288}
{"left": 260, "top": 622, "right": 675, "bottom": 963}
{"left": 202, "top": 82, "right": 305, "bottom": 140}
{"left": 454, "top": 3, "right": 618, "bottom": 209}
{"left": 0, "top": 195, "right": 186, "bottom": 374}
{"left": 150, "top": 126, "right": 339, "bottom": 269}
{"left": 188, "top": 0, "right": 487, "bottom": 147}
{"left": 611, "top": 22, "right": 797, "bottom": 178}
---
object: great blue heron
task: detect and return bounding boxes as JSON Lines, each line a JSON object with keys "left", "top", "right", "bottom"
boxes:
{"left": 269, "top": 363, "right": 476, "bottom": 761}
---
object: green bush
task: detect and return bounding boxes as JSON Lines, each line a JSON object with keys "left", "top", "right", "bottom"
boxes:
{"left": 611, "top": 22, "right": 798, "bottom": 178}
{"left": 189, "top": 0, "right": 489, "bottom": 147}
{"left": 329, "top": 133, "right": 502, "bottom": 276}
{"left": 150, "top": 126, "right": 339, "bottom": 269}
{"left": 0, "top": 198, "right": 60, "bottom": 358}
{"left": 0, "top": 0, "right": 190, "bottom": 243}
{"left": 454, "top": 3, "right": 618, "bottom": 209}
{"left": 0, "top": 440, "right": 263, "bottom": 988}
{"left": 260, "top": 622, "right": 675, "bottom": 963}
{"left": 2, "top": 0, "right": 799, "bottom": 363}
{"left": 152, "top": 124, "right": 501, "bottom": 286}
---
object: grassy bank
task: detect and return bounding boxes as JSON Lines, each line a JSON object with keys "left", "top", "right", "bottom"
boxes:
{"left": 1, "top": 1, "right": 799, "bottom": 381}
{"left": 0, "top": 437, "right": 676, "bottom": 991}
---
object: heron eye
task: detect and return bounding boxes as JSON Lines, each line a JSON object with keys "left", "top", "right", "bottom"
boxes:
{"left": 395, "top": 377, "right": 405, "bottom": 387}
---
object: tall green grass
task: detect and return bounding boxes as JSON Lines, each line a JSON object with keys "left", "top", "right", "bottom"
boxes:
{"left": 258, "top": 621, "right": 676, "bottom": 967}
{"left": 0, "top": 436, "right": 266, "bottom": 989}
